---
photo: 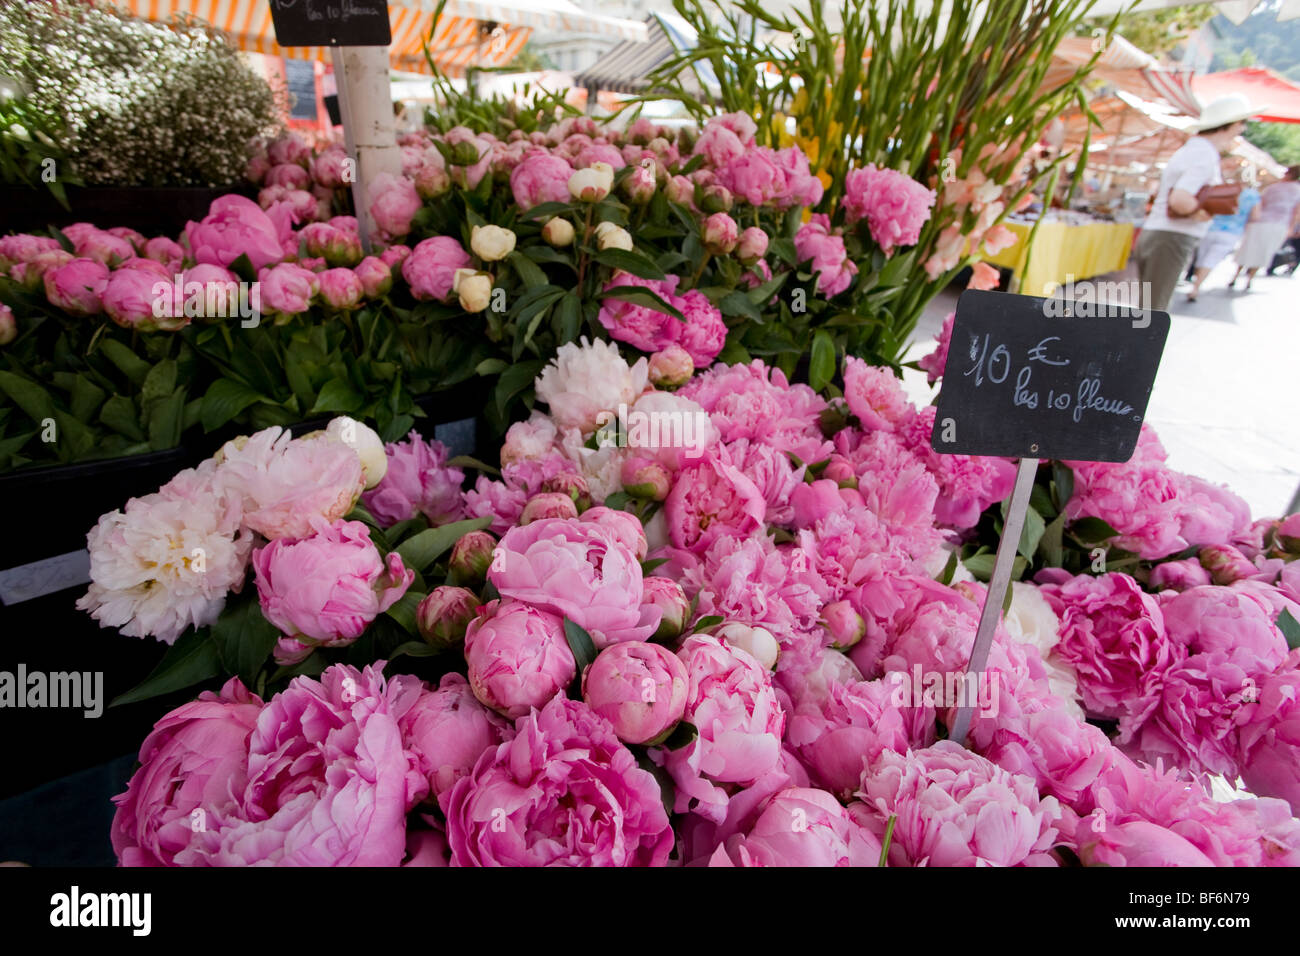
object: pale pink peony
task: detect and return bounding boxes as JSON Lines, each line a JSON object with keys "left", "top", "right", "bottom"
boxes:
{"left": 842, "top": 164, "right": 936, "bottom": 253}
{"left": 44, "top": 257, "right": 109, "bottom": 315}
{"left": 402, "top": 236, "right": 472, "bottom": 302}
{"left": 843, "top": 357, "right": 912, "bottom": 431}
{"left": 709, "top": 787, "right": 883, "bottom": 866}
{"left": 369, "top": 172, "right": 421, "bottom": 240}
{"left": 665, "top": 452, "right": 767, "bottom": 552}
{"left": 399, "top": 672, "right": 513, "bottom": 800}
{"left": 582, "top": 640, "right": 689, "bottom": 744}
{"left": 361, "top": 431, "right": 465, "bottom": 527}
{"left": 464, "top": 599, "right": 576, "bottom": 719}
{"left": 794, "top": 214, "right": 857, "bottom": 297}
{"left": 534, "top": 337, "right": 649, "bottom": 435}
{"left": 509, "top": 150, "right": 574, "bottom": 207}
{"left": 186, "top": 194, "right": 286, "bottom": 271}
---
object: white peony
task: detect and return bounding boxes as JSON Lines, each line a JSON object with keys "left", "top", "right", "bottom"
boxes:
{"left": 324, "top": 416, "right": 387, "bottom": 489}
{"left": 568, "top": 162, "right": 614, "bottom": 202}
{"left": 452, "top": 269, "right": 493, "bottom": 313}
{"left": 469, "top": 224, "right": 517, "bottom": 262}
{"left": 500, "top": 412, "right": 560, "bottom": 466}
{"left": 534, "top": 337, "right": 648, "bottom": 434}
{"left": 1002, "top": 581, "right": 1085, "bottom": 718}
{"left": 77, "top": 469, "right": 252, "bottom": 644}
{"left": 715, "top": 622, "right": 780, "bottom": 671}
{"left": 542, "top": 217, "right": 575, "bottom": 246}
{"left": 594, "top": 221, "right": 634, "bottom": 251}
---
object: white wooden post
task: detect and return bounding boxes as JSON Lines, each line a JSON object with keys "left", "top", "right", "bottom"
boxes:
{"left": 331, "top": 45, "right": 402, "bottom": 251}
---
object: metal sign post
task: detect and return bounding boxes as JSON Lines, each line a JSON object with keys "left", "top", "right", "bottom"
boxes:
{"left": 947, "top": 455, "right": 1038, "bottom": 746}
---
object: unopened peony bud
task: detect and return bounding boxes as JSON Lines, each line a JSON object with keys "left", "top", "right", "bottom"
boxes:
{"left": 623, "top": 164, "right": 657, "bottom": 205}
{"left": 453, "top": 269, "right": 494, "bottom": 312}
{"left": 0, "top": 305, "right": 14, "bottom": 346}
{"left": 450, "top": 530, "right": 497, "bottom": 583}
{"left": 702, "top": 212, "right": 739, "bottom": 255}
{"left": 642, "top": 576, "right": 689, "bottom": 641}
{"left": 324, "top": 416, "right": 388, "bottom": 490}
{"left": 648, "top": 343, "right": 694, "bottom": 388}
{"left": 700, "top": 185, "right": 733, "bottom": 213}
{"left": 520, "top": 491, "right": 579, "bottom": 524}
{"left": 821, "top": 599, "right": 866, "bottom": 649}
{"left": 581, "top": 641, "right": 689, "bottom": 745}
{"left": 568, "top": 162, "right": 614, "bottom": 202}
{"left": 665, "top": 175, "right": 695, "bottom": 206}
{"left": 542, "top": 217, "right": 575, "bottom": 246}
{"left": 620, "top": 455, "right": 672, "bottom": 501}
{"left": 737, "top": 226, "right": 769, "bottom": 264}
{"left": 595, "top": 221, "right": 634, "bottom": 251}
{"left": 715, "top": 622, "right": 779, "bottom": 670}
{"left": 1198, "top": 544, "right": 1257, "bottom": 585}
{"left": 541, "top": 471, "right": 592, "bottom": 511}
{"left": 417, "top": 586, "right": 480, "bottom": 650}
{"left": 470, "top": 224, "right": 517, "bottom": 262}
{"left": 414, "top": 164, "right": 451, "bottom": 200}
{"left": 823, "top": 454, "right": 858, "bottom": 489}
{"left": 354, "top": 256, "right": 393, "bottom": 298}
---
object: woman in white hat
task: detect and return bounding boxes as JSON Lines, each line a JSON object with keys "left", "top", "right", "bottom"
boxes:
{"left": 1133, "top": 94, "right": 1256, "bottom": 311}
{"left": 1232, "top": 165, "right": 1300, "bottom": 291}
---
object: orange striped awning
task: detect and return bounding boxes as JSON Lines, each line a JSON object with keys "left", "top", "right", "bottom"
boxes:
{"left": 110, "top": 1, "right": 644, "bottom": 76}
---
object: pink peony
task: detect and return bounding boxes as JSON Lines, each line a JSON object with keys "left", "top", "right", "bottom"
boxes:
{"left": 794, "top": 214, "right": 857, "bottom": 297}
{"left": 103, "top": 268, "right": 174, "bottom": 331}
{"left": 489, "top": 517, "right": 659, "bottom": 647}
{"left": 843, "top": 357, "right": 912, "bottom": 431}
{"left": 258, "top": 262, "right": 318, "bottom": 316}
{"left": 44, "top": 258, "right": 109, "bottom": 315}
{"left": 399, "top": 672, "right": 513, "bottom": 801}
{"left": 842, "top": 164, "right": 936, "bottom": 253}
{"left": 111, "top": 678, "right": 263, "bottom": 866}
{"left": 858, "top": 740, "right": 1064, "bottom": 866}
{"left": 1237, "top": 662, "right": 1300, "bottom": 815}
{"left": 369, "top": 172, "right": 421, "bottom": 239}
{"left": 253, "top": 516, "right": 413, "bottom": 663}
{"left": 464, "top": 599, "right": 576, "bottom": 718}
{"left": 180, "top": 664, "right": 425, "bottom": 865}
{"left": 582, "top": 640, "right": 690, "bottom": 744}
{"left": 361, "top": 431, "right": 465, "bottom": 526}
{"left": 655, "top": 634, "right": 786, "bottom": 824}
{"left": 665, "top": 452, "right": 767, "bottom": 552}
{"left": 186, "top": 194, "right": 286, "bottom": 271}
{"left": 674, "top": 289, "right": 728, "bottom": 368}
{"left": 597, "top": 273, "right": 683, "bottom": 354}
{"left": 509, "top": 151, "right": 574, "bottom": 208}
{"left": 709, "top": 787, "right": 883, "bottom": 866}
{"left": 402, "top": 236, "right": 472, "bottom": 302}
{"left": 442, "top": 695, "right": 673, "bottom": 866}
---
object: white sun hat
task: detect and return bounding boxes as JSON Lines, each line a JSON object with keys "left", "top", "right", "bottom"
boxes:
{"left": 1192, "top": 94, "right": 1263, "bottom": 133}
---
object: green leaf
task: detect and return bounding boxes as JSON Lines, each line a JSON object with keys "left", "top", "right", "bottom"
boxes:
{"left": 389, "top": 640, "right": 440, "bottom": 660}
{"left": 228, "top": 253, "right": 257, "bottom": 284}
{"left": 555, "top": 292, "right": 581, "bottom": 343}
{"left": 641, "top": 557, "right": 670, "bottom": 574}
{"left": 141, "top": 359, "right": 178, "bottom": 405}
{"left": 692, "top": 614, "right": 724, "bottom": 633}
{"left": 385, "top": 590, "right": 426, "bottom": 636}
{"left": 936, "top": 549, "right": 959, "bottom": 586}
{"left": 395, "top": 516, "right": 493, "bottom": 572}
{"left": 1029, "top": 483, "right": 1056, "bottom": 520}
{"left": 660, "top": 720, "right": 698, "bottom": 751}
{"left": 0, "top": 370, "right": 56, "bottom": 424}
{"left": 563, "top": 618, "right": 599, "bottom": 676}
{"left": 200, "top": 378, "right": 267, "bottom": 432}
{"left": 211, "top": 597, "right": 280, "bottom": 685}
{"left": 146, "top": 387, "right": 185, "bottom": 451}
{"left": 475, "top": 358, "right": 509, "bottom": 376}
{"left": 1017, "top": 505, "right": 1046, "bottom": 564}
{"left": 1069, "top": 516, "right": 1119, "bottom": 544}
{"left": 69, "top": 376, "right": 106, "bottom": 424}
{"left": 508, "top": 250, "right": 548, "bottom": 288}
{"left": 99, "top": 394, "right": 144, "bottom": 441}
{"left": 1052, "top": 461, "right": 1075, "bottom": 511}
{"left": 879, "top": 814, "right": 898, "bottom": 867}
{"left": 963, "top": 553, "right": 996, "bottom": 581}
{"left": 596, "top": 285, "right": 685, "bottom": 322}
{"left": 446, "top": 455, "right": 501, "bottom": 477}
{"left": 809, "top": 330, "right": 836, "bottom": 392}
{"left": 593, "top": 248, "right": 666, "bottom": 280}
{"left": 310, "top": 378, "right": 364, "bottom": 415}
{"left": 1040, "top": 513, "right": 1066, "bottom": 568}
{"left": 602, "top": 491, "right": 631, "bottom": 512}
{"left": 1278, "top": 609, "right": 1300, "bottom": 651}
{"left": 111, "top": 629, "right": 221, "bottom": 707}
{"left": 718, "top": 290, "right": 762, "bottom": 321}
{"left": 97, "top": 339, "right": 151, "bottom": 386}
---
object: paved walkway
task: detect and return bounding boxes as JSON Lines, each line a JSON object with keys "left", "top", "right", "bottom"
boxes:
{"left": 905, "top": 259, "right": 1300, "bottom": 521}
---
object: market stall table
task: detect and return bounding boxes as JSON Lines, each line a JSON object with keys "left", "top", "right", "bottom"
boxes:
{"left": 985, "top": 219, "right": 1136, "bottom": 296}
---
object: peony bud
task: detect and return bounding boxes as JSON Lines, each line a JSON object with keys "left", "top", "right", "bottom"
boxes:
{"left": 450, "top": 530, "right": 497, "bottom": 583}
{"left": 542, "top": 217, "right": 575, "bottom": 246}
{"left": 324, "top": 416, "right": 388, "bottom": 490}
{"left": 823, "top": 454, "right": 858, "bottom": 489}
{"left": 568, "top": 162, "right": 614, "bottom": 202}
{"left": 700, "top": 185, "right": 733, "bottom": 213}
{"left": 665, "top": 175, "right": 695, "bottom": 206}
{"left": 317, "top": 267, "right": 364, "bottom": 310}
{"left": 1198, "top": 544, "right": 1257, "bottom": 585}
{"left": 737, "top": 226, "right": 769, "bottom": 263}
{"left": 581, "top": 641, "right": 689, "bottom": 745}
{"left": 595, "top": 221, "right": 634, "bottom": 251}
{"left": 642, "top": 576, "right": 689, "bottom": 641}
{"left": 647, "top": 343, "right": 695, "bottom": 389}
{"left": 452, "top": 268, "right": 494, "bottom": 312}
{"left": 0, "top": 304, "right": 14, "bottom": 346}
{"left": 623, "top": 163, "right": 657, "bottom": 205}
{"left": 414, "top": 164, "right": 451, "bottom": 200}
{"left": 821, "top": 599, "right": 866, "bottom": 649}
{"left": 702, "top": 212, "right": 739, "bottom": 255}
{"left": 541, "top": 471, "right": 592, "bottom": 511}
{"left": 417, "top": 586, "right": 480, "bottom": 650}
{"left": 620, "top": 455, "right": 672, "bottom": 501}
{"left": 353, "top": 256, "right": 393, "bottom": 298}
{"left": 520, "top": 491, "right": 579, "bottom": 524}
{"left": 715, "top": 622, "right": 779, "bottom": 670}
{"left": 470, "top": 224, "right": 517, "bottom": 262}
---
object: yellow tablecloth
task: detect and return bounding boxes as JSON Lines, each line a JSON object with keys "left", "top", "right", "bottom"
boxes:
{"left": 985, "top": 220, "right": 1136, "bottom": 296}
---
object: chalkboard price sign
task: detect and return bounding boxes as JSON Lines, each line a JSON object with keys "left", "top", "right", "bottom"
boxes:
{"left": 269, "top": 0, "right": 391, "bottom": 49}
{"left": 930, "top": 289, "right": 1169, "bottom": 463}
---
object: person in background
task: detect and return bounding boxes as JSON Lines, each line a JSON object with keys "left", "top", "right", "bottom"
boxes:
{"left": 1186, "top": 180, "right": 1259, "bottom": 302}
{"left": 1232, "top": 165, "right": 1300, "bottom": 291}
{"left": 1133, "top": 95, "right": 1255, "bottom": 311}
